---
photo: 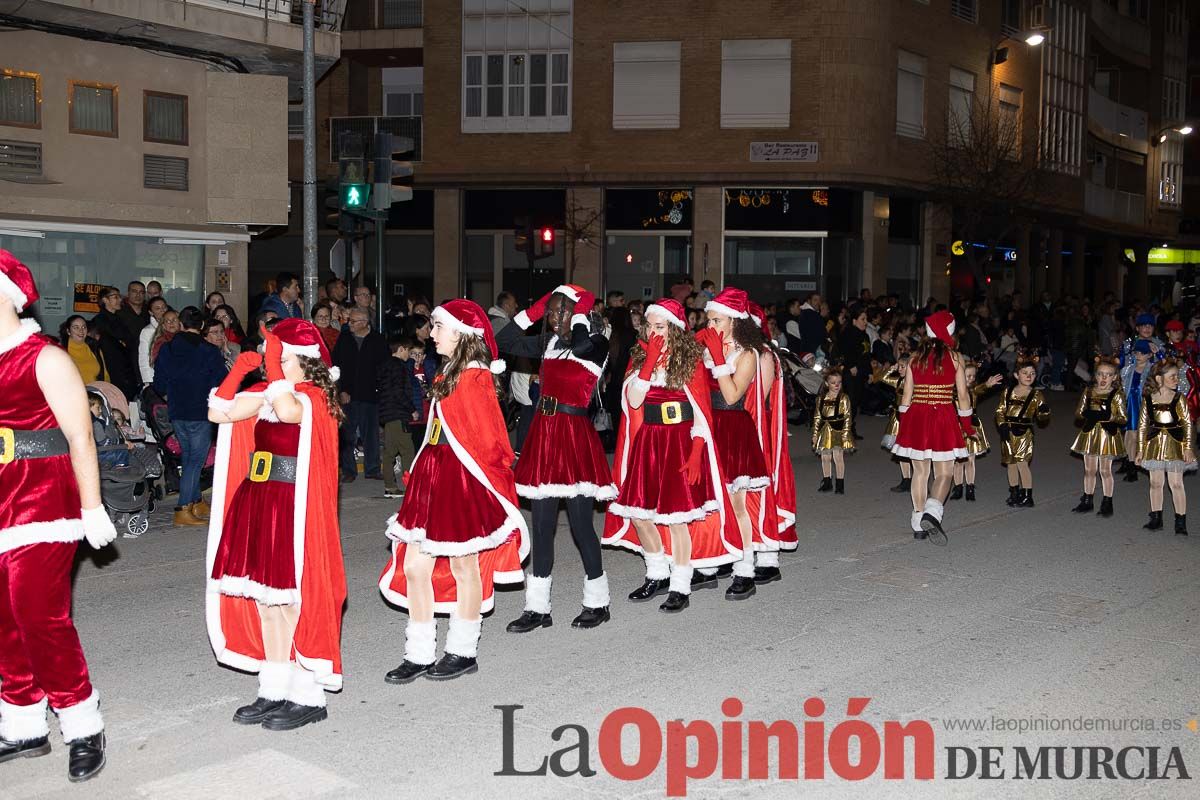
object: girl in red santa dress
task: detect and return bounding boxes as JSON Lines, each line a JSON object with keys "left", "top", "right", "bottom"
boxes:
{"left": 604, "top": 298, "right": 741, "bottom": 613}
{"left": 378, "top": 300, "right": 528, "bottom": 682}
{"left": 206, "top": 318, "right": 346, "bottom": 731}
{"left": 890, "top": 310, "right": 975, "bottom": 543}
{"left": 494, "top": 285, "right": 617, "bottom": 633}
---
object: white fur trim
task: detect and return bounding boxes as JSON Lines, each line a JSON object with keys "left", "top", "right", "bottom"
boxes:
{"left": 384, "top": 513, "right": 516, "bottom": 557}
{"left": 287, "top": 664, "right": 327, "bottom": 708}
{"left": 516, "top": 481, "right": 618, "bottom": 501}
{"left": 733, "top": 558, "right": 756, "bottom": 578}
{"left": 0, "top": 269, "right": 31, "bottom": 312}
{"left": 690, "top": 423, "right": 705, "bottom": 438}
{"left": 632, "top": 376, "right": 652, "bottom": 391}
{"left": 608, "top": 499, "right": 720, "bottom": 526}
{"left": 669, "top": 564, "right": 694, "bottom": 594}
{"left": 0, "top": 318, "right": 39, "bottom": 355}
{"left": 554, "top": 285, "right": 582, "bottom": 303}
{"left": 645, "top": 304, "right": 685, "bottom": 328}
{"left": 923, "top": 497, "right": 944, "bottom": 522}
{"left": 53, "top": 691, "right": 103, "bottom": 742}
{"left": 514, "top": 309, "right": 533, "bottom": 330}
{"left": 644, "top": 550, "right": 671, "bottom": 580}
{"left": 257, "top": 661, "right": 291, "bottom": 702}
{"left": 704, "top": 300, "right": 749, "bottom": 319}
{"left": 582, "top": 574, "right": 609, "bottom": 609}
{"left": 257, "top": 400, "right": 281, "bottom": 422}
{"left": 757, "top": 551, "right": 779, "bottom": 568}
{"left": 957, "top": 408, "right": 972, "bottom": 417}
{"left": 890, "top": 445, "right": 969, "bottom": 462}
{"left": 489, "top": 359, "right": 506, "bottom": 374}
{"left": 570, "top": 313, "right": 590, "bottom": 329}
{"left": 0, "top": 518, "right": 85, "bottom": 555}
{"left": 431, "top": 305, "right": 485, "bottom": 337}
{"left": 524, "top": 574, "right": 552, "bottom": 614}
{"left": 542, "top": 337, "right": 606, "bottom": 378}
{"left": 910, "top": 511, "right": 924, "bottom": 533}
{"left": 444, "top": 616, "right": 482, "bottom": 658}
{"left": 281, "top": 342, "right": 320, "bottom": 359}
{"left": 709, "top": 362, "right": 736, "bottom": 377}
{"left": 727, "top": 474, "right": 771, "bottom": 493}
{"left": 404, "top": 620, "right": 436, "bottom": 666}
{"left": 263, "top": 379, "right": 295, "bottom": 404}
{"left": 379, "top": 541, "right": 503, "bottom": 615}
{"left": 215, "top": 575, "right": 300, "bottom": 606}
{"left": 0, "top": 697, "right": 48, "bottom": 742}
{"left": 897, "top": 405, "right": 910, "bottom": 414}
{"left": 749, "top": 313, "right": 763, "bottom": 326}
{"left": 328, "top": 366, "right": 340, "bottom": 381}
{"left": 207, "top": 388, "right": 236, "bottom": 413}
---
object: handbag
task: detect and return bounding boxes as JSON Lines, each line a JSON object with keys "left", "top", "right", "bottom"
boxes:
{"left": 591, "top": 382, "right": 612, "bottom": 432}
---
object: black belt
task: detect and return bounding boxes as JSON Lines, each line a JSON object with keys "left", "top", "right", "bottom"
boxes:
{"left": 0, "top": 427, "right": 69, "bottom": 465}
{"left": 710, "top": 392, "right": 744, "bottom": 412}
{"left": 1153, "top": 424, "right": 1186, "bottom": 442}
{"left": 1004, "top": 419, "right": 1030, "bottom": 436}
{"left": 538, "top": 395, "right": 589, "bottom": 417}
{"left": 644, "top": 401, "right": 694, "bottom": 426}
{"left": 247, "top": 451, "right": 298, "bottom": 484}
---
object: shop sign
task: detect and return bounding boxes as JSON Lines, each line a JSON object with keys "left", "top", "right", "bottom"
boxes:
{"left": 750, "top": 141, "right": 820, "bottom": 162}
{"left": 785, "top": 280, "right": 817, "bottom": 291}
{"left": 41, "top": 296, "right": 65, "bottom": 314}
{"left": 73, "top": 282, "right": 105, "bottom": 313}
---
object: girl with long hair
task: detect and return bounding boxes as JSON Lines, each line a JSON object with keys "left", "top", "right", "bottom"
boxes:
{"left": 812, "top": 367, "right": 854, "bottom": 493}
{"left": 60, "top": 314, "right": 107, "bottom": 384}
{"left": 995, "top": 352, "right": 1052, "bottom": 508}
{"left": 1070, "top": 356, "right": 1127, "bottom": 516}
{"left": 950, "top": 361, "right": 1003, "bottom": 501}
{"left": 212, "top": 304, "right": 246, "bottom": 345}
{"left": 1135, "top": 358, "right": 1195, "bottom": 535}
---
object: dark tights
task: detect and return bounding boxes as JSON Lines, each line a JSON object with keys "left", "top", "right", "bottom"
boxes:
{"left": 530, "top": 497, "right": 604, "bottom": 580}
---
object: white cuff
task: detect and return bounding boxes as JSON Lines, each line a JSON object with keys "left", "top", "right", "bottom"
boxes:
{"left": 80, "top": 505, "right": 109, "bottom": 528}
{"left": 263, "top": 380, "right": 293, "bottom": 403}
{"left": 957, "top": 408, "right": 972, "bottom": 417}
{"left": 445, "top": 616, "right": 483, "bottom": 658}
{"left": 690, "top": 423, "right": 704, "bottom": 439}
{"left": 570, "top": 314, "right": 590, "bottom": 330}
{"left": 668, "top": 565, "right": 694, "bottom": 594}
{"left": 632, "top": 376, "right": 652, "bottom": 391}
{"left": 54, "top": 692, "right": 103, "bottom": 742}
{"left": 710, "top": 363, "right": 736, "bottom": 377}
{"left": 287, "top": 664, "right": 327, "bottom": 708}
{"left": 0, "top": 697, "right": 49, "bottom": 742}
{"left": 582, "top": 574, "right": 610, "bottom": 609}
{"left": 514, "top": 310, "right": 533, "bottom": 330}
{"left": 207, "top": 388, "right": 235, "bottom": 413}
{"left": 897, "top": 405, "right": 909, "bottom": 414}
{"left": 257, "top": 661, "right": 291, "bottom": 702}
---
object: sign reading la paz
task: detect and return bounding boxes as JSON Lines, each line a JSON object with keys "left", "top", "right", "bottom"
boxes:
{"left": 750, "top": 142, "right": 819, "bottom": 162}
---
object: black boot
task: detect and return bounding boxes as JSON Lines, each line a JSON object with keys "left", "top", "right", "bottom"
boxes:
{"left": 1071, "top": 493, "right": 1094, "bottom": 513}
{"left": 0, "top": 736, "right": 50, "bottom": 764}
{"left": 1124, "top": 468, "right": 1139, "bottom": 482}
{"left": 1175, "top": 513, "right": 1188, "bottom": 536}
{"left": 890, "top": 477, "right": 912, "bottom": 493}
{"left": 964, "top": 483, "right": 976, "bottom": 502}
{"left": 426, "top": 653, "right": 479, "bottom": 681}
{"left": 627, "top": 577, "right": 670, "bottom": 601}
{"left": 571, "top": 606, "right": 611, "bottom": 628}
{"left": 233, "top": 697, "right": 286, "bottom": 724}
{"left": 66, "top": 734, "right": 105, "bottom": 783}
{"left": 262, "top": 702, "right": 328, "bottom": 731}
{"left": 505, "top": 610, "right": 552, "bottom": 633}
{"left": 1144, "top": 511, "right": 1164, "bottom": 530}
{"left": 834, "top": 478, "right": 845, "bottom": 495}
{"left": 1117, "top": 459, "right": 1133, "bottom": 474}
{"left": 1016, "top": 488, "right": 1035, "bottom": 508}
{"left": 949, "top": 483, "right": 964, "bottom": 500}
{"left": 1098, "top": 496, "right": 1114, "bottom": 517}
{"left": 753, "top": 566, "right": 782, "bottom": 584}
{"left": 1005, "top": 485, "right": 1019, "bottom": 506}
{"left": 384, "top": 661, "right": 432, "bottom": 684}
{"left": 715, "top": 564, "right": 733, "bottom": 578}
{"left": 658, "top": 591, "right": 689, "bottom": 613}
{"left": 690, "top": 571, "right": 718, "bottom": 591}
{"left": 725, "top": 576, "right": 757, "bottom": 600}
{"left": 817, "top": 477, "right": 833, "bottom": 492}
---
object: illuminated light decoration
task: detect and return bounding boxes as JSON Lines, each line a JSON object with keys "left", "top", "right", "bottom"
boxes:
{"left": 812, "top": 190, "right": 829, "bottom": 207}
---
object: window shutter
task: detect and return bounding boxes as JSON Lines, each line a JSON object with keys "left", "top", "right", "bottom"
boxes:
{"left": 896, "top": 51, "right": 926, "bottom": 138}
{"left": 612, "top": 42, "right": 681, "bottom": 129}
{"left": 144, "top": 154, "right": 188, "bottom": 191}
{"left": 720, "top": 39, "right": 791, "bottom": 128}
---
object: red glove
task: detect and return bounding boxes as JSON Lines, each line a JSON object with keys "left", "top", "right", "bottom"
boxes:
{"left": 960, "top": 414, "right": 976, "bottom": 438}
{"left": 401, "top": 471, "right": 411, "bottom": 488}
{"left": 638, "top": 334, "right": 665, "bottom": 381}
{"left": 573, "top": 289, "right": 596, "bottom": 318}
{"left": 525, "top": 291, "right": 554, "bottom": 324}
{"left": 680, "top": 437, "right": 705, "bottom": 486}
{"left": 697, "top": 327, "right": 726, "bottom": 368}
{"left": 261, "top": 323, "right": 285, "bottom": 383}
{"left": 215, "top": 351, "right": 262, "bottom": 400}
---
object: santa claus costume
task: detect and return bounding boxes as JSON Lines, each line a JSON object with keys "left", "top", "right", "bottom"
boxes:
{"left": 206, "top": 318, "right": 346, "bottom": 731}
{"left": 378, "top": 300, "right": 528, "bottom": 682}
{"left": 0, "top": 251, "right": 116, "bottom": 782}
{"left": 495, "top": 284, "right": 616, "bottom": 633}
{"left": 603, "top": 298, "right": 741, "bottom": 613}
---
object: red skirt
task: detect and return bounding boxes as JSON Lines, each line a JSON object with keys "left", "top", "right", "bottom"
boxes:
{"left": 211, "top": 479, "right": 298, "bottom": 605}
{"left": 388, "top": 442, "right": 513, "bottom": 556}
{"left": 712, "top": 409, "right": 770, "bottom": 492}
{"left": 610, "top": 422, "right": 717, "bottom": 525}
{"left": 892, "top": 402, "right": 967, "bottom": 461}
{"left": 515, "top": 411, "right": 617, "bottom": 500}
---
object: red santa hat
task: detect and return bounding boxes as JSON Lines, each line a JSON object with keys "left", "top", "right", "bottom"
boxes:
{"left": 644, "top": 298, "right": 687, "bottom": 329}
{"left": 271, "top": 317, "right": 334, "bottom": 367}
{"left": 0, "top": 249, "right": 38, "bottom": 313}
{"left": 924, "top": 310, "right": 956, "bottom": 346}
{"left": 1165, "top": 319, "right": 1185, "bottom": 332}
{"left": 704, "top": 287, "right": 750, "bottom": 319}
{"left": 552, "top": 284, "right": 586, "bottom": 303}
{"left": 431, "top": 299, "right": 505, "bottom": 373}
{"left": 748, "top": 301, "right": 771, "bottom": 338}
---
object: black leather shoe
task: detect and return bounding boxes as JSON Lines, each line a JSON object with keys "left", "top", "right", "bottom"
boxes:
{"left": 1144, "top": 511, "right": 1164, "bottom": 530}
{"left": 262, "top": 701, "right": 328, "bottom": 731}
{"left": 1016, "top": 489, "right": 1035, "bottom": 508}
{"left": 753, "top": 566, "right": 782, "bottom": 585}
{"left": 715, "top": 564, "right": 733, "bottom": 578}
{"left": 1005, "top": 486, "right": 1019, "bottom": 506}
{"left": 426, "top": 653, "right": 478, "bottom": 680}
{"left": 817, "top": 477, "right": 833, "bottom": 492}
{"left": 690, "top": 571, "right": 718, "bottom": 591}
{"left": 1175, "top": 513, "right": 1188, "bottom": 536}
{"left": 1072, "top": 493, "right": 1094, "bottom": 513}
{"left": 571, "top": 606, "right": 611, "bottom": 629}
{"left": 0, "top": 736, "right": 50, "bottom": 764}
{"left": 890, "top": 477, "right": 911, "bottom": 493}
{"left": 964, "top": 483, "right": 976, "bottom": 501}
{"left": 949, "top": 483, "right": 964, "bottom": 500}
{"left": 912, "top": 529, "right": 928, "bottom": 540}
{"left": 233, "top": 697, "right": 286, "bottom": 725}
{"left": 919, "top": 513, "right": 947, "bottom": 545}
{"left": 1097, "top": 496, "right": 1113, "bottom": 517}
{"left": 725, "top": 576, "right": 757, "bottom": 600}
{"left": 384, "top": 660, "right": 431, "bottom": 684}
{"left": 505, "top": 610, "right": 552, "bottom": 633}
{"left": 627, "top": 577, "right": 669, "bottom": 601}
{"left": 66, "top": 733, "right": 105, "bottom": 783}
{"left": 340, "top": 473, "right": 357, "bottom": 484}
{"left": 658, "top": 591, "right": 689, "bottom": 613}
{"left": 834, "top": 478, "right": 845, "bottom": 495}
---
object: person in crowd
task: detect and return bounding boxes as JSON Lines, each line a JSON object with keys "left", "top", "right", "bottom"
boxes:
{"left": 91, "top": 289, "right": 140, "bottom": 400}
{"left": 204, "top": 319, "right": 239, "bottom": 371}
{"left": 212, "top": 305, "right": 245, "bottom": 347}
{"left": 60, "top": 315, "right": 107, "bottom": 384}
{"left": 995, "top": 353, "right": 1052, "bottom": 508}
{"left": 258, "top": 272, "right": 303, "bottom": 320}
{"left": 606, "top": 290, "right": 626, "bottom": 310}
{"left": 877, "top": 356, "right": 911, "bottom": 493}
{"left": 487, "top": 291, "right": 518, "bottom": 335}
{"left": 699, "top": 280, "right": 717, "bottom": 303}
{"left": 1097, "top": 301, "right": 1119, "bottom": 357}
{"left": 137, "top": 296, "right": 170, "bottom": 384}
{"left": 352, "top": 286, "right": 377, "bottom": 330}
{"left": 812, "top": 367, "right": 853, "bottom": 494}
{"left": 324, "top": 278, "right": 349, "bottom": 307}
{"left": 148, "top": 310, "right": 181, "bottom": 376}
{"left": 117, "top": 281, "right": 150, "bottom": 346}
{"left": 204, "top": 292, "right": 225, "bottom": 316}
{"left": 89, "top": 395, "right": 129, "bottom": 469}
{"left": 377, "top": 334, "right": 419, "bottom": 500}
{"left": 146, "top": 280, "right": 163, "bottom": 301}
{"left": 837, "top": 304, "right": 871, "bottom": 431}
{"left": 311, "top": 302, "right": 340, "bottom": 353}
{"left": 205, "top": 319, "right": 346, "bottom": 730}
{"left": 603, "top": 307, "right": 637, "bottom": 451}
{"left": 241, "top": 309, "right": 279, "bottom": 354}
{"left": 796, "top": 293, "right": 827, "bottom": 356}
{"left": 686, "top": 308, "right": 706, "bottom": 332}
{"left": 1135, "top": 358, "right": 1195, "bottom": 535}
{"left": 1120, "top": 313, "right": 1163, "bottom": 368}
{"left": 153, "top": 306, "right": 227, "bottom": 526}
{"left": 951, "top": 361, "right": 1003, "bottom": 501}
{"left": 1070, "top": 356, "right": 1127, "bottom": 517}
{"left": 669, "top": 276, "right": 694, "bottom": 305}
{"left": 1120, "top": 340, "right": 1155, "bottom": 482}
{"left": 332, "top": 307, "right": 389, "bottom": 483}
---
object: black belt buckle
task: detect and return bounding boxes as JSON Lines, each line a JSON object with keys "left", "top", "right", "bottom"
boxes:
{"left": 540, "top": 395, "right": 559, "bottom": 416}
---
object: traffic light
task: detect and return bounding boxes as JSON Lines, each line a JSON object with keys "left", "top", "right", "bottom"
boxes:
{"left": 536, "top": 226, "right": 555, "bottom": 257}
{"left": 372, "top": 131, "right": 414, "bottom": 211}
{"left": 337, "top": 132, "right": 369, "bottom": 212}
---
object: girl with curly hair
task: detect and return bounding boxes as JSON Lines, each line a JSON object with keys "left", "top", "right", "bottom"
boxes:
{"left": 1069, "top": 356, "right": 1127, "bottom": 516}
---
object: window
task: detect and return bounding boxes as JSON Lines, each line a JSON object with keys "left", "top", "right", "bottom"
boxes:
{"left": 999, "top": 83, "right": 1022, "bottom": 159}
{"left": 951, "top": 0, "right": 978, "bottom": 23}
{"left": 385, "top": 90, "right": 423, "bottom": 117}
{"left": 1163, "top": 78, "right": 1184, "bottom": 124}
{"left": 720, "top": 39, "right": 791, "bottom": 128}
{"left": 612, "top": 41, "right": 681, "bottom": 129}
{"left": 948, "top": 68, "right": 975, "bottom": 145}
{"left": 0, "top": 69, "right": 40, "bottom": 128}
{"left": 381, "top": 0, "right": 422, "bottom": 28}
{"left": 1160, "top": 139, "right": 1183, "bottom": 207}
{"left": 1001, "top": 0, "right": 1023, "bottom": 35}
{"left": 143, "top": 91, "right": 187, "bottom": 145}
{"left": 287, "top": 104, "right": 304, "bottom": 140}
{"left": 896, "top": 50, "right": 926, "bottom": 138}
{"left": 69, "top": 80, "right": 117, "bottom": 137}
{"left": 1039, "top": 0, "right": 1085, "bottom": 175}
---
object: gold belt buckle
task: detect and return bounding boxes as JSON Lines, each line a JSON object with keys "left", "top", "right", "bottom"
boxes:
{"left": 661, "top": 401, "right": 683, "bottom": 425}
{"left": 540, "top": 396, "right": 558, "bottom": 416}
{"left": 429, "top": 418, "right": 443, "bottom": 445}
{"left": 0, "top": 428, "right": 13, "bottom": 465}
{"left": 249, "top": 451, "right": 273, "bottom": 482}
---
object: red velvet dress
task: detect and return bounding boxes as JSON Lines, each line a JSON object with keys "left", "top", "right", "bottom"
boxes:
{"left": 211, "top": 419, "right": 301, "bottom": 604}
{"left": 515, "top": 354, "right": 617, "bottom": 500}
{"left": 891, "top": 350, "right": 967, "bottom": 461}
{"left": 708, "top": 362, "right": 770, "bottom": 493}
{"left": 610, "top": 386, "right": 718, "bottom": 524}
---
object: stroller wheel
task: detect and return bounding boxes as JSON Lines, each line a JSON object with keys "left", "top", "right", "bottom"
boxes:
{"left": 125, "top": 514, "right": 149, "bottom": 538}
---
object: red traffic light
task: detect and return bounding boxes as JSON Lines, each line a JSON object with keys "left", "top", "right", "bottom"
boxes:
{"left": 535, "top": 227, "right": 555, "bottom": 257}
{"left": 540, "top": 227, "right": 553, "bottom": 242}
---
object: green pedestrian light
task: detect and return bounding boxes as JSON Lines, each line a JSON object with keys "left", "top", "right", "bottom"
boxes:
{"left": 342, "top": 182, "right": 369, "bottom": 210}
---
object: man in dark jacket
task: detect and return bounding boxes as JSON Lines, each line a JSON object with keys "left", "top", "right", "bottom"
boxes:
{"left": 154, "top": 306, "right": 227, "bottom": 526}
{"left": 794, "top": 293, "right": 827, "bottom": 355}
{"left": 837, "top": 304, "right": 872, "bottom": 432}
{"left": 333, "top": 307, "right": 390, "bottom": 482}
{"left": 117, "top": 280, "right": 151, "bottom": 347}
{"left": 376, "top": 335, "right": 419, "bottom": 498}
{"left": 93, "top": 286, "right": 139, "bottom": 397}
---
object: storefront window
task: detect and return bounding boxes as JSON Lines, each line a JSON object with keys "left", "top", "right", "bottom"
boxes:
{"left": 605, "top": 234, "right": 692, "bottom": 302}
{"left": 888, "top": 242, "right": 921, "bottom": 308}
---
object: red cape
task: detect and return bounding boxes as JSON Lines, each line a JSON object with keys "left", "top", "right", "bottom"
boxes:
{"left": 752, "top": 348, "right": 797, "bottom": 548}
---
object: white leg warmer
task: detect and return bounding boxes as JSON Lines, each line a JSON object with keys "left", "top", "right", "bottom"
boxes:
{"left": 910, "top": 510, "right": 924, "bottom": 533}
{"left": 696, "top": 567, "right": 717, "bottom": 576}
{"left": 524, "top": 574, "right": 552, "bottom": 614}
{"left": 668, "top": 564, "right": 694, "bottom": 595}
{"left": 404, "top": 619, "right": 437, "bottom": 666}
{"left": 581, "top": 573, "right": 610, "bottom": 609}
{"left": 444, "top": 616, "right": 483, "bottom": 658}
{"left": 257, "top": 661, "right": 292, "bottom": 702}
{"left": 644, "top": 550, "right": 670, "bottom": 580}
{"left": 923, "top": 498, "right": 944, "bottom": 522}
{"left": 54, "top": 692, "right": 103, "bottom": 743}
{"left": 0, "top": 697, "right": 49, "bottom": 742}
{"left": 286, "top": 663, "right": 327, "bottom": 708}
{"left": 757, "top": 551, "right": 779, "bottom": 568}
{"left": 732, "top": 548, "right": 756, "bottom": 578}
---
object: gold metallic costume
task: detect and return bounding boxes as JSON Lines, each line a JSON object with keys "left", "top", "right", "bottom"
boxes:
{"left": 994, "top": 386, "right": 1050, "bottom": 465}
{"left": 1069, "top": 388, "right": 1128, "bottom": 458}
{"left": 813, "top": 390, "right": 854, "bottom": 452}
{"left": 962, "top": 383, "right": 992, "bottom": 456}
{"left": 1136, "top": 391, "right": 1195, "bottom": 468}
{"left": 878, "top": 366, "right": 902, "bottom": 444}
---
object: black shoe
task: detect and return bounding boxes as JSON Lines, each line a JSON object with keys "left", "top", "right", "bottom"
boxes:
{"left": 384, "top": 660, "right": 432, "bottom": 684}
{"left": 1144, "top": 511, "right": 1164, "bottom": 531}
{"left": 715, "top": 564, "right": 733, "bottom": 578}
{"left": 1123, "top": 469, "right": 1139, "bottom": 482}
{"left": 913, "top": 529, "right": 928, "bottom": 540}
{"left": 426, "top": 653, "right": 478, "bottom": 680}
{"left": 0, "top": 736, "right": 50, "bottom": 764}
{"left": 965, "top": 483, "right": 976, "bottom": 502}
{"left": 66, "top": 733, "right": 105, "bottom": 783}
{"left": 690, "top": 571, "right": 718, "bottom": 591}
{"left": 1117, "top": 459, "right": 1133, "bottom": 474}
{"left": 571, "top": 606, "right": 611, "bottom": 628}
{"left": 725, "top": 576, "right": 757, "bottom": 600}
{"left": 753, "top": 566, "right": 782, "bottom": 585}
{"left": 949, "top": 483, "right": 964, "bottom": 500}
{"left": 262, "top": 701, "right": 328, "bottom": 731}
{"left": 919, "top": 513, "right": 947, "bottom": 545}
{"left": 364, "top": 473, "right": 384, "bottom": 480}
{"left": 1175, "top": 513, "right": 1188, "bottom": 536}
{"left": 658, "top": 591, "right": 689, "bottom": 613}
{"left": 1098, "top": 496, "right": 1113, "bottom": 517}
{"left": 890, "top": 477, "right": 912, "bottom": 493}
{"left": 834, "top": 478, "right": 845, "bottom": 495}
{"left": 1016, "top": 489, "right": 1035, "bottom": 508}
{"left": 1005, "top": 485, "right": 1019, "bottom": 506}
{"left": 340, "top": 473, "right": 357, "bottom": 484}
{"left": 233, "top": 697, "right": 286, "bottom": 725}
{"left": 627, "top": 577, "right": 670, "bottom": 601}
{"left": 1071, "top": 493, "right": 1094, "bottom": 513}
{"left": 505, "top": 610, "right": 553, "bottom": 633}
{"left": 817, "top": 477, "right": 833, "bottom": 492}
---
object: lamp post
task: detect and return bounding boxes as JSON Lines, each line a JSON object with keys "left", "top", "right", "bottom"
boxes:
{"left": 988, "top": 26, "right": 1050, "bottom": 71}
{"left": 1152, "top": 125, "right": 1193, "bottom": 146}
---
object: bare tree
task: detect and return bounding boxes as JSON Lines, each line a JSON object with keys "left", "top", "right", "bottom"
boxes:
{"left": 562, "top": 187, "right": 602, "bottom": 284}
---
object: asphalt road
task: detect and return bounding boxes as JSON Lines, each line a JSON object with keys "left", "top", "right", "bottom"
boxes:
{"left": 2, "top": 391, "right": 1198, "bottom": 799}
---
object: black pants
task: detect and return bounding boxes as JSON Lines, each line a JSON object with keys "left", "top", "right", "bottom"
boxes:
{"left": 530, "top": 496, "right": 604, "bottom": 580}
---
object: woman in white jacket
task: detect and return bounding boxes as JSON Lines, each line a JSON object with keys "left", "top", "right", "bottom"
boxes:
{"left": 137, "top": 296, "right": 169, "bottom": 384}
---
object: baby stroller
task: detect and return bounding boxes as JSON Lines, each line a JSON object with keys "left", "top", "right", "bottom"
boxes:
{"left": 87, "top": 386, "right": 162, "bottom": 538}
{"left": 140, "top": 384, "right": 215, "bottom": 496}
{"left": 777, "top": 348, "right": 824, "bottom": 425}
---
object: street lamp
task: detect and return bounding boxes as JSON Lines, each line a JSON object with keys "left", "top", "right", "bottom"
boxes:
{"left": 1152, "top": 124, "right": 1193, "bottom": 145}
{"left": 989, "top": 26, "right": 1050, "bottom": 70}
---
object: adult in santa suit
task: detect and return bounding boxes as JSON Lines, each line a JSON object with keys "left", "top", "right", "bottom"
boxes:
{"left": 495, "top": 284, "right": 617, "bottom": 633}
{"left": 379, "top": 300, "right": 529, "bottom": 682}
{"left": 0, "top": 250, "right": 116, "bottom": 782}
{"left": 206, "top": 318, "right": 346, "bottom": 730}
{"left": 603, "top": 298, "right": 741, "bottom": 613}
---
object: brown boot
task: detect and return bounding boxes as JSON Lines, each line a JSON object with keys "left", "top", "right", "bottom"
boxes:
{"left": 190, "top": 500, "right": 211, "bottom": 520}
{"left": 173, "top": 506, "right": 206, "bottom": 527}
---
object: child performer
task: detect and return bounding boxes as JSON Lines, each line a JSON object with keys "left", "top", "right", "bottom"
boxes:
{"left": 812, "top": 366, "right": 854, "bottom": 493}
{"left": 1136, "top": 358, "right": 1196, "bottom": 535}
{"left": 878, "top": 356, "right": 912, "bottom": 493}
{"left": 995, "top": 352, "right": 1051, "bottom": 508}
{"left": 951, "top": 362, "right": 1003, "bottom": 501}
{"left": 1120, "top": 340, "right": 1154, "bottom": 483}
{"left": 1069, "top": 356, "right": 1127, "bottom": 517}
{"left": 377, "top": 301, "right": 528, "bottom": 681}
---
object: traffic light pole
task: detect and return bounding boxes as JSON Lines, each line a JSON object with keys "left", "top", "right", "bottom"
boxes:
{"left": 375, "top": 215, "right": 386, "bottom": 333}
{"left": 300, "top": 0, "right": 318, "bottom": 310}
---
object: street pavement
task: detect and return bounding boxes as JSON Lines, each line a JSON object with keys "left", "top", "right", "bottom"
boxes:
{"left": 2, "top": 391, "right": 1199, "bottom": 799}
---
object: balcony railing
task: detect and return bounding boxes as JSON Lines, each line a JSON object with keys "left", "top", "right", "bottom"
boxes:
{"left": 1085, "top": 183, "right": 1145, "bottom": 226}
{"left": 186, "top": 0, "right": 348, "bottom": 32}
{"left": 329, "top": 116, "right": 422, "bottom": 162}
{"left": 1088, "top": 87, "right": 1148, "bottom": 144}
{"left": 1090, "top": 0, "right": 1150, "bottom": 59}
